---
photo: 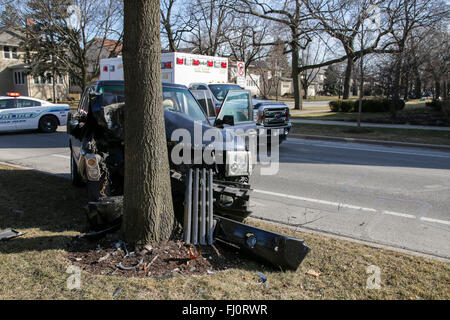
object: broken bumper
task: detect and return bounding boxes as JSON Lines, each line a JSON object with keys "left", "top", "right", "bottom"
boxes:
{"left": 214, "top": 216, "right": 310, "bottom": 271}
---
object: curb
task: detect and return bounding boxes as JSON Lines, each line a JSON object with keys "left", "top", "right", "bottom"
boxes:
{"left": 289, "top": 134, "right": 450, "bottom": 151}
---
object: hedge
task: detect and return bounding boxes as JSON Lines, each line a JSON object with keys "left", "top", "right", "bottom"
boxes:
{"left": 329, "top": 99, "right": 406, "bottom": 113}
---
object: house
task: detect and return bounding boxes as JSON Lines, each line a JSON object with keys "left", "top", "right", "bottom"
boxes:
{"left": 86, "top": 38, "right": 122, "bottom": 80}
{"left": 0, "top": 28, "right": 70, "bottom": 100}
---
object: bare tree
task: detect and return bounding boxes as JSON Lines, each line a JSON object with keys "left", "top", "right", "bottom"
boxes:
{"left": 231, "top": 0, "right": 321, "bottom": 110}
{"left": 389, "top": 0, "right": 447, "bottom": 106}
{"left": 223, "top": 13, "right": 270, "bottom": 71}
{"left": 160, "top": 0, "right": 194, "bottom": 51}
{"left": 23, "top": 0, "right": 123, "bottom": 91}
{"left": 122, "top": 0, "right": 175, "bottom": 244}
{"left": 184, "top": 0, "right": 234, "bottom": 56}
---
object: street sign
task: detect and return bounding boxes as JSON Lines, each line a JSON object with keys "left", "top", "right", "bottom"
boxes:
{"left": 237, "top": 61, "right": 246, "bottom": 87}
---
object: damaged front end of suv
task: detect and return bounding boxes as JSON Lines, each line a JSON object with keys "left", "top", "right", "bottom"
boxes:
{"left": 68, "top": 82, "right": 310, "bottom": 271}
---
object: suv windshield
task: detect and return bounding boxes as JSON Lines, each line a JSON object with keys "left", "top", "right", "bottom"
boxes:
{"left": 208, "top": 84, "right": 242, "bottom": 101}
{"left": 96, "top": 83, "right": 208, "bottom": 122}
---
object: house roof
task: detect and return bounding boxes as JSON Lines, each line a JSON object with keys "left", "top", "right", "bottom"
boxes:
{"left": 0, "top": 28, "right": 25, "bottom": 46}
{"left": 8, "top": 63, "right": 30, "bottom": 70}
{"left": 92, "top": 38, "right": 123, "bottom": 54}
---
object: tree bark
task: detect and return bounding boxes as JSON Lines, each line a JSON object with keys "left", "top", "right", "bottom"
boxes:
{"left": 122, "top": 0, "right": 174, "bottom": 245}
{"left": 292, "top": 40, "right": 303, "bottom": 110}
{"left": 343, "top": 57, "right": 354, "bottom": 100}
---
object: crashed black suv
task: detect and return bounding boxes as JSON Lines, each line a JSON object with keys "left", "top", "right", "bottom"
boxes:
{"left": 68, "top": 81, "right": 255, "bottom": 228}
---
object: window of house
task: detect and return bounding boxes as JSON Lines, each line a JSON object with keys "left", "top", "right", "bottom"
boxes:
{"left": 3, "top": 46, "right": 10, "bottom": 59}
{"left": 14, "top": 71, "right": 25, "bottom": 85}
{"left": 46, "top": 74, "right": 53, "bottom": 84}
{"left": 12, "top": 47, "right": 18, "bottom": 59}
{"left": 58, "top": 75, "right": 64, "bottom": 85}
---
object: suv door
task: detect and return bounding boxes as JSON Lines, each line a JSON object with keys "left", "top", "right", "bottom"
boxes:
{"left": 0, "top": 99, "right": 18, "bottom": 132}
{"left": 215, "top": 90, "right": 257, "bottom": 146}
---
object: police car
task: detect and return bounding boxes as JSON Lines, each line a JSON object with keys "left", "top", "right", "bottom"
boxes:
{"left": 0, "top": 93, "right": 70, "bottom": 133}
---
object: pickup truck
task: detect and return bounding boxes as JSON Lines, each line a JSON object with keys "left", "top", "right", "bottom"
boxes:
{"left": 189, "top": 83, "right": 292, "bottom": 145}
{"left": 68, "top": 80, "right": 255, "bottom": 229}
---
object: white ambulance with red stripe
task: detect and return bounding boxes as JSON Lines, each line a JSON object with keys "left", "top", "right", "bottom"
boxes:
{"left": 100, "top": 53, "right": 229, "bottom": 87}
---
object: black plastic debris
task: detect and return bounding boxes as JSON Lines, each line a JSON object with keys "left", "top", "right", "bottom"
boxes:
{"left": 214, "top": 216, "right": 311, "bottom": 271}
{"left": 0, "top": 229, "right": 25, "bottom": 241}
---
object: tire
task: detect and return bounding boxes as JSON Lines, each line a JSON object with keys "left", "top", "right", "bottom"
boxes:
{"left": 70, "top": 151, "right": 85, "bottom": 187}
{"left": 39, "top": 115, "right": 59, "bottom": 133}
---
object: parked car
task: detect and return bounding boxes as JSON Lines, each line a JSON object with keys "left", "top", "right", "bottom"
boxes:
{"left": 68, "top": 81, "right": 255, "bottom": 229}
{"left": 0, "top": 93, "right": 69, "bottom": 133}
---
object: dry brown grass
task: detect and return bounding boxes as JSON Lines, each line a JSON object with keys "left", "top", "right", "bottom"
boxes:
{"left": 0, "top": 164, "right": 448, "bottom": 300}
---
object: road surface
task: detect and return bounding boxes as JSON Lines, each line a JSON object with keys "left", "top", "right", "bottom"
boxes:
{"left": 0, "top": 127, "right": 449, "bottom": 259}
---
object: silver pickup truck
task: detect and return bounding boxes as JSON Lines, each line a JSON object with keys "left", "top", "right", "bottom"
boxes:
{"left": 253, "top": 99, "right": 292, "bottom": 145}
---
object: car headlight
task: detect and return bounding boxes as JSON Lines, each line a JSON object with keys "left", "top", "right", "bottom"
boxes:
{"left": 226, "top": 151, "right": 251, "bottom": 177}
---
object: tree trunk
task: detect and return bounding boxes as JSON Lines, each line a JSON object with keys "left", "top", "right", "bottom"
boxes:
{"left": 414, "top": 71, "right": 422, "bottom": 99}
{"left": 122, "top": 0, "right": 174, "bottom": 245}
{"left": 291, "top": 41, "right": 303, "bottom": 110}
{"left": 343, "top": 57, "right": 354, "bottom": 100}
{"left": 435, "top": 80, "right": 441, "bottom": 100}
{"left": 52, "top": 69, "right": 57, "bottom": 103}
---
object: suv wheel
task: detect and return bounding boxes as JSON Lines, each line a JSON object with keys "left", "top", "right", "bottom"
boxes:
{"left": 39, "top": 115, "right": 58, "bottom": 133}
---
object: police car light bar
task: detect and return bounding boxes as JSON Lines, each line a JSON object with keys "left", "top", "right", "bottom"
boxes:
{"left": 7, "top": 92, "right": 20, "bottom": 97}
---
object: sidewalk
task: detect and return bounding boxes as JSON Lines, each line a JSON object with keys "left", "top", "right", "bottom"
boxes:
{"left": 292, "top": 119, "right": 450, "bottom": 131}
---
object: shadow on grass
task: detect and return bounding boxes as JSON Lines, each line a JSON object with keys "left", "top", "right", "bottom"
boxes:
{"left": 0, "top": 167, "right": 88, "bottom": 235}
{"left": 0, "top": 167, "right": 273, "bottom": 274}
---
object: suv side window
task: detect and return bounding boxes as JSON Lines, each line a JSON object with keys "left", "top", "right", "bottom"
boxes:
{"left": 78, "top": 86, "right": 94, "bottom": 114}
{"left": 0, "top": 99, "right": 16, "bottom": 110}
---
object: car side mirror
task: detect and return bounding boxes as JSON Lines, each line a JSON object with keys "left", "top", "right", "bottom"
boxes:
{"left": 215, "top": 115, "right": 235, "bottom": 128}
{"left": 67, "top": 119, "right": 79, "bottom": 135}
{"left": 222, "top": 115, "right": 235, "bottom": 126}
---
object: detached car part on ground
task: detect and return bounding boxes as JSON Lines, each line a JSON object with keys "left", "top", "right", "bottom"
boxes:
{"left": 68, "top": 81, "right": 310, "bottom": 270}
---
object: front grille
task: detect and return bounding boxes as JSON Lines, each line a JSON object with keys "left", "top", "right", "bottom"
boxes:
{"left": 263, "top": 108, "right": 289, "bottom": 127}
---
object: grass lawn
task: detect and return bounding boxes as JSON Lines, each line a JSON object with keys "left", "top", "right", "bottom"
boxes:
{"left": 291, "top": 123, "right": 450, "bottom": 146}
{"left": 291, "top": 101, "right": 449, "bottom": 127}
{"left": 0, "top": 164, "right": 448, "bottom": 300}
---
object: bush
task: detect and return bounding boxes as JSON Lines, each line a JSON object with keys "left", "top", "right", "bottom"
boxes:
{"left": 442, "top": 100, "right": 450, "bottom": 120}
{"left": 339, "top": 100, "right": 355, "bottom": 112}
{"left": 329, "top": 100, "right": 341, "bottom": 112}
{"left": 329, "top": 99, "right": 405, "bottom": 113}
{"left": 426, "top": 100, "right": 442, "bottom": 112}
{"left": 385, "top": 99, "right": 406, "bottom": 112}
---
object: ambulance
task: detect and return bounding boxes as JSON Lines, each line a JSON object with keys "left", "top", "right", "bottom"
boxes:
{"left": 100, "top": 53, "right": 229, "bottom": 87}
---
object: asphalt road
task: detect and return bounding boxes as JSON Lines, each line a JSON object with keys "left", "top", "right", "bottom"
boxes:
{"left": 0, "top": 127, "right": 449, "bottom": 259}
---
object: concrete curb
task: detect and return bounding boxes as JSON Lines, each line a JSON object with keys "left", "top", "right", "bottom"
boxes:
{"left": 289, "top": 134, "right": 450, "bottom": 151}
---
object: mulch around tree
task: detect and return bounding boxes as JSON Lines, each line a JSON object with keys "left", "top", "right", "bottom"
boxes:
{"left": 66, "top": 232, "right": 245, "bottom": 279}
